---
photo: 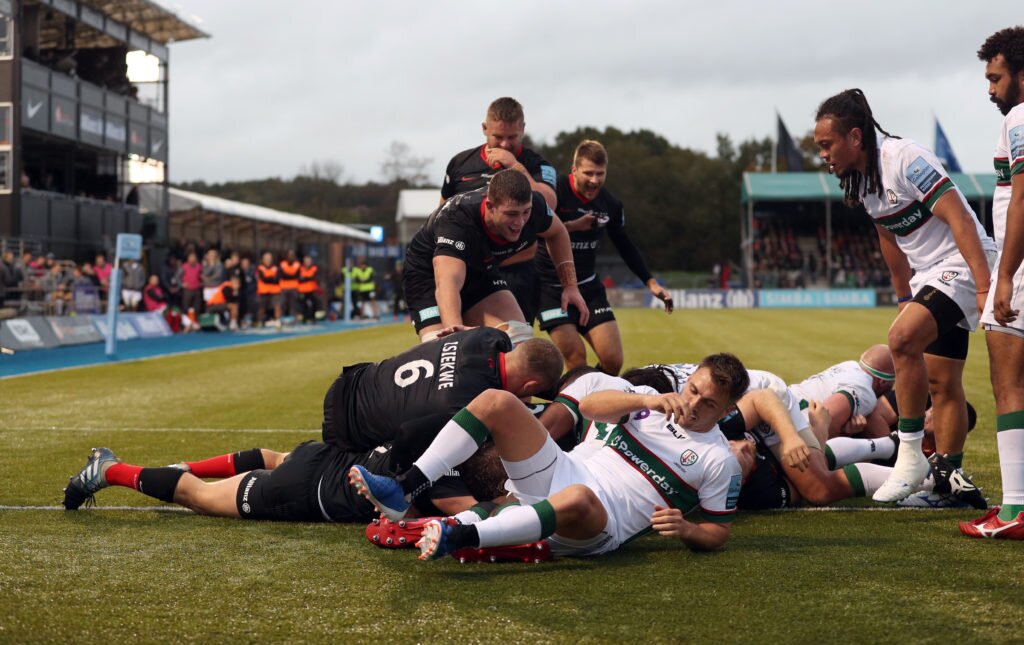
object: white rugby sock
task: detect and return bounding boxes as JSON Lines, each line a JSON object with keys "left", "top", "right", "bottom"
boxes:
{"left": 825, "top": 436, "right": 896, "bottom": 468}
{"left": 996, "top": 419, "right": 1024, "bottom": 510}
{"left": 412, "top": 409, "right": 490, "bottom": 483}
{"left": 475, "top": 504, "right": 547, "bottom": 547}
{"left": 842, "top": 463, "right": 893, "bottom": 497}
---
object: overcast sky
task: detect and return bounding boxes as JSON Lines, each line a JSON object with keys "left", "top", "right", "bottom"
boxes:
{"left": 162, "top": 2, "right": 1013, "bottom": 186}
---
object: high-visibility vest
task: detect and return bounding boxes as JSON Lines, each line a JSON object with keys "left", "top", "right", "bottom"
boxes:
{"left": 207, "top": 281, "right": 235, "bottom": 306}
{"left": 279, "top": 260, "right": 301, "bottom": 290}
{"left": 299, "top": 265, "right": 319, "bottom": 293}
{"left": 256, "top": 264, "right": 280, "bottom": 295}
{"left": 351, "top": 265, "right": 375, "bottom": 293}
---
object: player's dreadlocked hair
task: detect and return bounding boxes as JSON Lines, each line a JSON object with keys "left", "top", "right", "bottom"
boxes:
{"left": 978, "top": 26, "right": 1024, "bottom": 74}
{"left": 621, "top": 366, "right": 675, "bottom": 394}
{"left": 815, "top": 89, "right": 899, "bottom": 207}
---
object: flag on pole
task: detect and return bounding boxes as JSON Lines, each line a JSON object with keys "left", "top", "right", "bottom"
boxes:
{"left": 776, "top": 114, "right": 804, "bottom": 172}
{"left": 934, "top": 118, "right": 962, "bottom": 173}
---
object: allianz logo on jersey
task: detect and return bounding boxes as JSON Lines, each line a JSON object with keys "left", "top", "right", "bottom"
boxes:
{"left": 571, "top": 241, "right": 600, "bottom": 250}
{"left": 436, "top": 236, "right": 466, "bottom": 250}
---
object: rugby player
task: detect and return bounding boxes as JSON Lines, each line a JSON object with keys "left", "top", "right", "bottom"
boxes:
{"left": 350, "top": 354, "right": 751, "bottom": 559}
{"left": 814, "top": 89, "right": 996, "bottom": 502}
{"left": 788, "top": 344, "right": 895, "bottom": 439}
{"left": 403, "top": 169, "right": 587, "bottom": 342}
{"left": 439, "top": 97, "right": 558, "bottom": 323}
{"left": 964, "top": 27, "right": 1024, "bottom": 538}
{"left": 535, "top": 140, "right": 673, "bottom": 374}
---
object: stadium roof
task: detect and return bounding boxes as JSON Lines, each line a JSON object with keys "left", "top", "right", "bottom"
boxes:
{"left": 33, "top": 0, "right": 207, "bottom": 52}
{"left": 139, "top": 186, "right": 377, "bottom": 242}
{"left": 84, "top": 0, "right": 208, "bottom": 43}
{"left": 395, "top": 188, "right": 441, "bottom": 222}
{"left": 741, "top": 171, "right": 996, "bottom": 203}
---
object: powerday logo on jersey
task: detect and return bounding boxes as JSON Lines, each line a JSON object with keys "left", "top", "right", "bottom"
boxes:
{"left": 680, "top": 449, "right": 699, "bottom": 467}
{"left": 940, "top": 270, "right": 959, "bottom": 284}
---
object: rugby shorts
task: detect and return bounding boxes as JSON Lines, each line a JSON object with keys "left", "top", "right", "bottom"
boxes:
{"left": 536, "top": 278, "right": 615, "bottom": 334}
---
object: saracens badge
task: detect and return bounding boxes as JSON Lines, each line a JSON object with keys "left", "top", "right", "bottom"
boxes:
{"left": 680, "top": 449, "right": 699, "bottom": 467}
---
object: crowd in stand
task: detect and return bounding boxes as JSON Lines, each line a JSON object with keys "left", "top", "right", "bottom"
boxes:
{"left": 751, "top": 222, "right": 889, "bottom": 289}
{"left": 0, "top": 244, "right": 332, "bottom": 332}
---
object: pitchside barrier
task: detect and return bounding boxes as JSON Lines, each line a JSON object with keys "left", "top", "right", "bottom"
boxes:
{"left": 605, "top": 288, "right": 881, "bottom": 310}
{"left": 0, "top": 312, "right": 171, "bottom": 352}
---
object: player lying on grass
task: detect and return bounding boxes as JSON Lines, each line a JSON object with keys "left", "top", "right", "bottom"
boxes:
{"left": 634, "top": 364, "right": 986, "bottom": 510}
{"left": 61, "top": 441, "right": 502, "bottom": 522}
{"left": 349, "top": 354, "right": 752, "bottom": 559}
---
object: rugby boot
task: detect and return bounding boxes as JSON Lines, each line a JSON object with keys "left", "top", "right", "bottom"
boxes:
{"left": 959, "top": 508, "right": 1024, "bottom": 540}
{"left": 62, "top": 447, "right": 120, "bottom": 510}
{"left": 348, "top": 465, "right": 409, "bottom": 521}
{"left": 365, "top": 515, "right": 455, "bottom": 549}
{"left": 928, "top": 453, "right": 987, "bottom": 510}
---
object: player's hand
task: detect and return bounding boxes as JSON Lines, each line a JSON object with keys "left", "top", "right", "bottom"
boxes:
{"left": 993, "top": 279, "right": 1018, "bottom": 325}
{"left": 435, "top": 324, "right": 476, "bottom": 338}
{"left": 485, "top": 147, "right": 517, "bottom": 170}
{"left": 650, "top": 285, "right": 674, "bottom": 314}
{"left": 842, "top": 414, "right": 867, "bottom": 436}
{"left": 780, "top": 437, "right": 810, "bottom": 472}
{"left": 644, "top": 392, "right": 689, "bottom": 424}
{"left": 651, "top": 505, "right": 694, "bottom": 540}
{"left": 805, "top": 399, "right": 831, "bottom": 438}
{"left": 561, "top": 286, "right": 590, "bottom": 327}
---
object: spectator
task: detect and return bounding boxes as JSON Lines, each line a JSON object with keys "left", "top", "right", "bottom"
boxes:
{"left": 121, "top": 258, "right": 146, "bottom": 311}
{"left": 160, "top": 255, "right": 182, "bottom": 310}
{"left": 201, "top": 248, "right": 224, "bottom": 304}
{"left": 206, "top": 275, "right": 240, "bottom": 330}
{"left": 278, "top": 249, "right": 301, "bottom": 319}
{"left": 142, "top": 275, "right": 167, "bottom": 314}
{"left": 40, "top": 262, "right": 72, "bottom": 315}
{"left": 237, "top": 255, "right": 256, "bottom": 327}
{"left": 179, "top": 251, "right": 203, "bottom": 316}
{"left": 1, "top": 250, "right": 22, "bottom": 305}
{"left": 298, "top": 255, "right": 320, "bottom": 324}
{"left": 94, "top": 253, "right": 112, "bottom": 295}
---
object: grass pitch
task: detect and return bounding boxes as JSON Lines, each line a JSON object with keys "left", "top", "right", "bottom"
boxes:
{"left": 1, "top": 309, "right": 1021, "bottom": 643}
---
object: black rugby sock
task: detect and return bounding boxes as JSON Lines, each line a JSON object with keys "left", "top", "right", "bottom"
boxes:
{"left": 397, "top": 466, "right": 430, "bottom": 501}
{"left": 137, "top": 467, "right": 187, "bottom": 503}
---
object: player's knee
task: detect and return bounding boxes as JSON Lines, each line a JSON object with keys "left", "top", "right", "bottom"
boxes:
{"left": 597, "top": 352, "right": 623, "bottom": 376}
{"left": 562, "top": 344, "right": 588, "bottom": 370}
{"left": 887, "top": 326, "right": 918, "bottom": 358}
{"left": 557, "top": 484, "right": 602, "bottom": 520}
{"left": 470, "top": 389, "right": 522, "bottom": 422}
{"left": 261, "top": 450, "right": 286, "bottom": 470}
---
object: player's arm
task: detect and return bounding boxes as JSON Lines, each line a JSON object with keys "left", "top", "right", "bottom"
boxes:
{"left": 540, "top": 402, "right": 576, "bottom": 441}
{"left": 485, "top": 149, "right": 557, "bottom": 208}
{"left": 432, "top": 256, "right": 467, "bottom": 327}
{"left": 821, "top": 391, "right": 855, "bottom": 436}
{"left": 650, "top": 506, "right": 731, "bottom": 550}
{"left": 579, "top": 390, "right": 687, "bottom": 424}
{"left": 539, "top": 216, "right": 590, "bottom": 326}
{"left": 930, "top": 191, "right": 992, "bottom": 313}
{"left": 607, "top": 222, "right": 673, "bottom": 313}
{"left": 874, "top": 224, "right": 913, "bottom": 310}
{"left": 737, "top": 389, "right": 810, "bottom": 471}
{"left": 994, "top": 172, "right": 1024, "bottom": 324}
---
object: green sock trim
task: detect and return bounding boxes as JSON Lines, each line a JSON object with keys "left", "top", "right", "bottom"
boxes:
{"left": 468, "top": 501, "right": 496, "bottom": 521}
{"left": 897, "top": 416, "right": 925, "bottom": 433}
{"left": 824, "top": 445, "right": 837, "bottom": 470}
{"left": 996, "top": 410, "right": 1024, "bottom": 432}
{"left": 998, "top": 504, "right": 1024, "bottom": 521}
{"left": 493, "top": 500, "right": 520, "bottom": 515}
{"left": 946, "top": 452, "right": 963, "bottom": 468}
{"left": 531, "top": 499, "right": 557, "bottom": 539}
{"left": 453, "top": 408, "right": 490, "bottom": 446}
{"left": 842, "top": 464, "right": 866, "bottom": 497}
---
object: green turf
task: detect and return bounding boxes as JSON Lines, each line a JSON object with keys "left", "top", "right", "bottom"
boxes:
{"left": 2, "top": 309, "right": 1021, "bottom": 643}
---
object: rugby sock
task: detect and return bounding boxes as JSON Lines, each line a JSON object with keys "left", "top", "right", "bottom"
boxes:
{"left": 897, "top": 416, "right": 925, "bottom": 442}
{"left": 996, "top": 411, "right": 1024, "bottom": 522}
{"left": 946, "top": 452, "right": 963, "bottom": 469}
{"left": 825, "top": 436, "right": 896, "bottom": 469}
{"left": 474, "top": 500, "right": 557, "bottom": 548}
{"left": 185, "top": 448, "right": 264, "bottom": 478}
{"left": 841, "top": 463, "right": 893, "bottom": 498}
{"left": 105, "top": 464, "right": 186, "bottom": 503}
{"left": 412, "top": 409, "right": 491, "bottom": 483}
{"left": 451, "top": 501, "right": 498, "bottom": 525}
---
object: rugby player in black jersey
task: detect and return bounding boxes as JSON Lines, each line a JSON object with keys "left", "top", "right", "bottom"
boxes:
{"left": 61, "top": 328, "right": 564, "bottom": 522}
{"left": 404, "top": 169, "right": 587, "bottom": 342}
{"left": 536, "top": 140, "right": 673, "bottom": 374}
{"left": 439, "top": 97, "right": 558, "bottom": 323}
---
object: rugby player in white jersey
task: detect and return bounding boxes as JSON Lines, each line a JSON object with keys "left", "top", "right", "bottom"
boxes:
{"left": 814, "top": 89, "right": 997, "bottom": 502}
{"left": 963, "top": 27, "right": 1024, "bottom": 538}
{"left": 349, "top": 354, "right": 751, "bottom": 558}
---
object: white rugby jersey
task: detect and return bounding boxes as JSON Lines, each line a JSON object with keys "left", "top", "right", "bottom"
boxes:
{"left": 862, "top": 137, "right": 994, "bottom": 269}
{"left": 789, "top": 360, "right": 877, "bottom": 417}
{"left": 555, "top": 372, "right": 741, "bottom": 527}
{"left": 992, "top": 103, "right": 1024, "bottom": 249}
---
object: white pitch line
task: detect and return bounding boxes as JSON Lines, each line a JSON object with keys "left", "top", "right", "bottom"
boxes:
{"left": 0, "top": 427, "right": 316, "bottom": 434}
{"left": 0, "top": 504, "right": 953, "bottom": 513}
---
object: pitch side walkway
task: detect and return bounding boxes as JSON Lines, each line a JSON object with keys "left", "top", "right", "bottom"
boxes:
{"left": 0, "top": 319, "right": 400, "bottom": 379}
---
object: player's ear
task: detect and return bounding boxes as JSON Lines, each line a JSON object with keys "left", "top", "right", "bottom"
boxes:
{"left": 850, "top": 127, "right": 863, "bottom": 149}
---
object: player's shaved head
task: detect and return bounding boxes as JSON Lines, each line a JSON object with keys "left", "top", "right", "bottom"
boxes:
{"left": 573, "top": 140, "right": 608, "bottom": 167}
{"left": 860, "top": 344, "right": 895, "bottom": 380}
{"left": 487, "top": 168, "right": 532, "bottom": 206}
{"left": 509, "top": 337, "right": 565, "bottom": 395}
{"left": 486, "top": 97, "right": 524, "bottom": 124}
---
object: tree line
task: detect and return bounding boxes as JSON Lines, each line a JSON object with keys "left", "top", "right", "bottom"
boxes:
{"left": 177, "top": 128, "right": 823, "bottom": 271}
